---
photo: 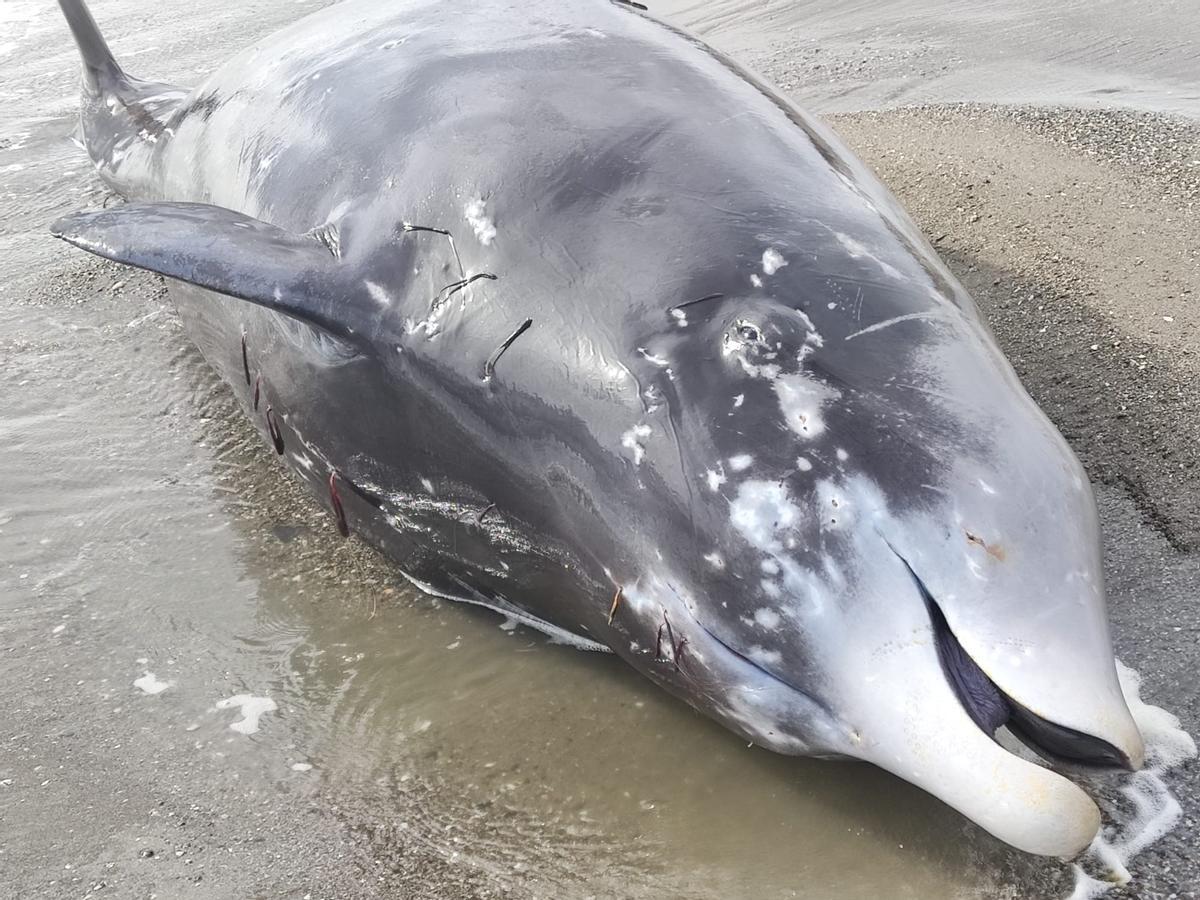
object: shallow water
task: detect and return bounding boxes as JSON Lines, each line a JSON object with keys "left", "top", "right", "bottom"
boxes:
{"left": 0, "top": 1, "right": 1190, "bottom": 897}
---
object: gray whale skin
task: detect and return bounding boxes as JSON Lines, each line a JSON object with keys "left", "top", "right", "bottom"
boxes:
{"left": 51, "top": 0, "right": 1144, "bottom": 857}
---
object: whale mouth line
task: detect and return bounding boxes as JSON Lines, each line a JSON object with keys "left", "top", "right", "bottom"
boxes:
{"left": 689, "top": 613, "right": 838, "bottom": 720}
{"left": 892, "top": 549, "right": 1135, "bottom": 772}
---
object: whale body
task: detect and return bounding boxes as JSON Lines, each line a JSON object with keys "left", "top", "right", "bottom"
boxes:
{"left": 51, "top": 0, "right": 1144, "bottom": 856}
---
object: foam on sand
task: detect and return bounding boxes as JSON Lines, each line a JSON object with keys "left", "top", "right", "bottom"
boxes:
{"left": 215, "top": 694, "right": 278, "bottom": 735}
{"left": 133, "top": 671, "right": 173, "bottom": 695}
{"left": 1066, "top": 660, "right": 1197, "bottom": 898}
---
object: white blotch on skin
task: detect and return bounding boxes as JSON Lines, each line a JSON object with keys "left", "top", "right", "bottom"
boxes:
{"left": 760, "top": 579, "right": 782, "bottom": 598}
{"left": 730, "top": 480, "right": 801, "bottom": 552}
{"left": 774, "top": 374, "right": 840, "bottom": 440}
{"left": 637, "top": 347, "right": 670, "bottom": 367}
{"left": 703, "top": 552, "right": 726, "bottom": 570}
{"left": 760, "top": 559, "right": 780, "bottom": 575}
{"left": 748, "top": 645, "right": 782, "bottom": 667}
{"left": 728, "top": 454, "right": 754, "bottom": 473}
{"left": 619, "top": 577, "right": 659, "bottom": 617}
{"left": 796, "top": 457, "right": 813, "bottom": 472}
{"left": 815, "top": 479, "right": 852, "bottom": 530}
{"left": 722, "top": 330, "right": 783, "bottom": 380}
{"left": 793, "top": 314, "right": 826, "bottom": 366}
{"left": 622, "top": 424, "right": 652, "bottom": 465}
{"left": 420, "top": 477, "right": 435, "bottom": 494}
{"left": 134, "top": 672, "right": 172, "bottom": 695}
{"left": 215, "top": 694, "right": 277, "bottom": 735}
{"left": 325, "top": 199, "right": 353, "bottom": 223}
{"left": 794, "top": 310, "right": 823, "bottom": 345}
{"left": 762, "top": 248, "right": 788, "bottom": 276}
{"left": 750, "top": 274, "right": 763, "bottom": 288}
{"left": 836, "top": 448, "right": 849, "bottom": 462}
{"left": 705, "top": 468, "right": 727, "bottom": 492}
{"left": 753, "top": 608, "right": 781, "bottom": 629}
{"left": 364, "top": 280, "right": 392, "bottom": 307}
{"left": 464, "top": 198, "right": 497, "bottom": 246}
{"left": 979, "top": 479, "right": 997, "bottom": 495}
{"left": 732, "top": 394, "right": 744, "bottom": 409}
{"left": 670, "top": 308, "right": 688, "bottom": 327}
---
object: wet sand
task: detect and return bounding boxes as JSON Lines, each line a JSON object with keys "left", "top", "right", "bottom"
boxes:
{"left": 655, "top": 0, "right": 1200, "bottom": 118}
{"left": 2, "top": 1, "right": 1198, "bottom": 898}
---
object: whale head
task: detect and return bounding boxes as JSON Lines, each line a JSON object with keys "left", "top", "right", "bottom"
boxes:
{"left": 599, "top": 235, "right": 1144, "bottom": 857}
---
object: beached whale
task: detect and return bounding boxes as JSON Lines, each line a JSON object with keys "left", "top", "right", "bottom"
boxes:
{"left": 51, "top": 0, "right": 1143, "bottom": 856}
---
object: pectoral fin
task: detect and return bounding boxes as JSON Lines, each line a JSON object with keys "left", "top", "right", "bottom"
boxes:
{"left": 51, "top": 201, "right": 363, "bottom": 341}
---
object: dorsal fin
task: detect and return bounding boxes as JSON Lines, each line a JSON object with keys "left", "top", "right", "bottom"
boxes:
{"left": 51, "top": 202, "right": 368, "bottom": 343}
{"left": 58, "top": 0, "right": 124, "bottom": 93}
{"left": 58, "top": 0, "right": 190, "bottom": 192}
{"left": 58, "top": 0, "right": 184, "bottom": 102}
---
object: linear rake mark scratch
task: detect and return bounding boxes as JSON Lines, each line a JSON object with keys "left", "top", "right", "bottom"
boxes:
{"left": 654, "top": 611, "right": 688, "bottom": 672}
{"left": 265, "top": 405, "right": 285, "bottom": 455}
{"left": 484, "top": 318, "right": 533, "bottom": 380}
{"left": 608, "top": 587, "right": 623, "bottom": 625}
{"left": 402, "top": 222, "right": 466, "bottom": 284}
{"left": 401, "top": 224, "right": 451, "bottom": 236}
{"left": 431, "top": 272, "right": 497, "bottom": 311}
{"left": 669, "top": 292, "right": 725, "bottom": 314}
{"left": 328, "top": 471, "right": 350, "bottom": 538}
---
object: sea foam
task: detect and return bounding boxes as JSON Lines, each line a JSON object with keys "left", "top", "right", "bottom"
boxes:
{"left": 1066, "top": 660, "right": 1196, "bottom": 898}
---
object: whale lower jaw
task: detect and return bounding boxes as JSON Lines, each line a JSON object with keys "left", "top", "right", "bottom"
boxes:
{"left": 791, "top": 544, "right": 1149, "bottom": 858}
{"left": 924, "top": 581, "right": 1136, "bottom": 772}
{"left": 886, "top": 545, "right": 1139, "bottom": 772}
{"left": 664, "top": 549, "right": 1131, "bottom": 857}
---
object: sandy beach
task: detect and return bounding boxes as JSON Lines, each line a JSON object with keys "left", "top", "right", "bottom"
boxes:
{"left": 1, "top": 1, "right": 1196, "bottom": 898}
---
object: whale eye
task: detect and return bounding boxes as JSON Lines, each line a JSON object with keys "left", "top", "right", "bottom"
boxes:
{"left": 735, "top": 321, "right": 763, "bottom": 343}
{"left": 722, "top": 318, "right": 773, "bottom": 360}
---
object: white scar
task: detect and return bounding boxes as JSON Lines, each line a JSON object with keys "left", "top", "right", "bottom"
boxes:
{"left": 844, "top": 311, "right": 947, "bottom": 341}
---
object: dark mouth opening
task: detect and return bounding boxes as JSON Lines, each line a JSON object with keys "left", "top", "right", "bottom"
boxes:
{"left": 899, "top": 556, "right": 1134, "bottom": 771}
